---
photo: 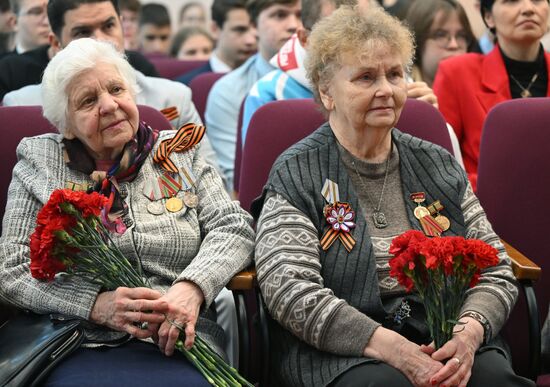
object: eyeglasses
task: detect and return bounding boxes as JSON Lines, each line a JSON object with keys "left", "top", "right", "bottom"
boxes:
{"left": 428, "top": 29, "right": 471, "bottom": 49}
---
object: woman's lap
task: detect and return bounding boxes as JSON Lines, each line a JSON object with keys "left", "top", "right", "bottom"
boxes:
{"left": 330, "top": 348, "right": 535, "bottom": 387}
{"left": 41, "top": 340, "right": 210, "bottom": 387}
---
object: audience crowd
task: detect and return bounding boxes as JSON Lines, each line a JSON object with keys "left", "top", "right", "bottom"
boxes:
{"left": 0, "top": 0, "right": 549, "bottom": 385}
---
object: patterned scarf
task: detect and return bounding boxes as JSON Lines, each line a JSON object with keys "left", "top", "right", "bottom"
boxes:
{"left": 63, "top": 122, "right": 158, "bottom": 233}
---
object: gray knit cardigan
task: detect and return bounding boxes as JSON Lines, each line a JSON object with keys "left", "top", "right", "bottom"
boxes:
{"left": 0, "top": 130, "right": 255, "bottom": 351}
{"left": 254, "top": 123, "right": 518, "bottom": 386}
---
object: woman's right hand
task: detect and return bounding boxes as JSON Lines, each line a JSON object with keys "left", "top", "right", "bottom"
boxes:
{"left": 90, "top": 287, "right": 169, "bottom": 338}
{"left": 363, "top": 327, "right": 444, "bottom": 387}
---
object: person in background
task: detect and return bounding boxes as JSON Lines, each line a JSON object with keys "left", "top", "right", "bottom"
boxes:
{"left": 170, "top": 26, "right": 214, "bottom": 60}
{"left": 179, "top": 1, "right": 208, "bottom": 29}
{"left": 406, "top": 0, "right": 478, "bottom": 87}
{"left": 138, "top": 2, "right": 171, "bottom": 56}
{"left": 119, "top": 0, "right": 140, "bottom": 51}
{"left": 0, "top": 0, "right": 16, "bottom": 55}
{"left": 176, "top": 0, "right": 257, "bottom": 85}
{"left": 434, "top": 0, "right": 550, "bottom": 191}
{"left": 205, "top": 0, "right": 302, "bottom": 192}
{"left": 254, "top": 6, "right": 531, "bottom": 387}
{"left": 10, "top": 0, "right": 50, "bottom": 53}
{"left": 0, "top": 0, "right": 159, "bottom": 101}
{"left": 240, "top": 0, "right": 445, "bottom": 153}
{"left": 377, "top": 0, "right": 415, "bottom": 19}
{"left": 0, "top": 37, "right": 254, "bottom": 387}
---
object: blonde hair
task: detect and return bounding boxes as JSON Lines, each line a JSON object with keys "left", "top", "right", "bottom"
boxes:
{"left": 305, "top": 5, "right": 415, "bottom": 112}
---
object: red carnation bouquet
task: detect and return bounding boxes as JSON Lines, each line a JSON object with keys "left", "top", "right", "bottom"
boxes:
{"left": 30, "top": 189, "right": 252, "bottom": 387}
{"left": 388, "top": 230, "right": 499, "bottom": 349}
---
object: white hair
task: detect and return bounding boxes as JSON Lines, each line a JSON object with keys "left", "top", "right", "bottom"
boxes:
{"left": 42, "top": 38, "right": 141, "bottom": 134}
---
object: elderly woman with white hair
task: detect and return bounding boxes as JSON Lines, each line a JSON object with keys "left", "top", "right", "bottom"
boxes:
{"left": 0, "top": 38, "right": 254, "bottom": 386}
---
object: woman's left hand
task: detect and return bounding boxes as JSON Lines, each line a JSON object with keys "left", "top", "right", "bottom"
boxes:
{"left": 152, "top": 280, "right": 205, "bottom": 356}
{"left": 421, "top": 317, "right": 484, "bottom": 387}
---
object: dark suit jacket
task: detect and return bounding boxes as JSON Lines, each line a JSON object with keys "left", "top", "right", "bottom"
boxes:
{"left": 176, "top": 62, "right": 212, "bottom": 85}
{"left": 0, "top": 46, "right": 159, "bottom": 101}
{"left": 433, "top": 46, "right": 550, "bottom": 190}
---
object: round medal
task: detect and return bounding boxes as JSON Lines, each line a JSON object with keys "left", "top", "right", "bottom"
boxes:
{"left": 413, "top": 206, "right": 430, "bottom": 219}
{"left": 183, "top": 191, "right": 198, "bottom": 208}
{"left": 165, "top": 197, "right": 184, "bottom": 212}
{"left": 147, "top": 201, "right": 164, "bottom": 215}
{"left": 434, "top": 214, "right": 451, "bottom": 231}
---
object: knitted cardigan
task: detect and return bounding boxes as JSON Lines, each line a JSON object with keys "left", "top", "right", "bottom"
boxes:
{"left": 0, "top": 130, "right": 255, "bottom": 351}
{"left": 254, "top": 123, "right": 517, "bottom": 386}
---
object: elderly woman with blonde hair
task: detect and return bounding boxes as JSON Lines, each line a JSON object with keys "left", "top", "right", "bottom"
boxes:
{"left": 0, "top": 38, "right": 254, "bottom": 386}
{"left": 253, "top": 6, "right": 533, "bottom": 387}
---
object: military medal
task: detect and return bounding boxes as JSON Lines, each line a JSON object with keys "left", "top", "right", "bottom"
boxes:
{"left": 166, "top": 197, "right": 184, "bottom": 212}
{"left": 427, "top": 200, "right": 450, "bottom": 231}
{"left": 147, "top": 201, "right": 164, "bottom": 215}
{"left": 183, "top": 191, "right": 198, "bottom": 208}
{"left": 411, "top": 192, "right": 430, "bottom": 219}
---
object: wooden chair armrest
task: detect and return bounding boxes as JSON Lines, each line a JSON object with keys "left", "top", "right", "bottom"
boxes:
{"left": 227, "top": 267, "right": 257, "bottom": 291}
{"left": 501, "top": 239, "right": 541, "bottom": 281}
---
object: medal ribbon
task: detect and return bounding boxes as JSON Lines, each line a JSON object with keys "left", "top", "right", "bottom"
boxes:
{"left": 320, "top": 179, "right": 356, "bottom": 252}
{"left": 419, "top": 214, "right": 444, "bottom": 237}
{"left": 154, "top": 123, "right": 205, "bottom": 173}
{"left": 159, "top": 174, "right": 182, "bottom": 197}
{"left": 160, "top": 106, "right": 180, "bottom": 122}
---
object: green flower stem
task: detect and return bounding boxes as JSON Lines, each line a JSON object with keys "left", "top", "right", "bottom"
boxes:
{"left": 57, "top": 211, "right": 252, "bottom": 387}
{"left": 195, "top": 337, "right": 253, "bottom": 387}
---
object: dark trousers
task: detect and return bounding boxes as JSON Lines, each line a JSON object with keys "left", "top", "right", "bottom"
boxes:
{"left": 41, "top": 340, "right": 210, "bottom": 387}
{"left": 330, "top": 348, "right": 535, "bottom": 387}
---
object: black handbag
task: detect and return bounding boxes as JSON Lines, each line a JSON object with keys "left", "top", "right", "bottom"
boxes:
{"left": 0, "top": 311, "right": 84, "bottom": 387}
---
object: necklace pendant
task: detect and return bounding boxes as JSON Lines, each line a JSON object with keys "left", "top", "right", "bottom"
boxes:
{"left": 372, "top": 211, "right": 388, "bottom": 229}
{"left": 521, "top": 89, "right": 532, "bottom": 98}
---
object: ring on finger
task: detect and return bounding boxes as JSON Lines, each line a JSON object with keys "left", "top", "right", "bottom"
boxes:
{"left": 166, "top": 317, "right": 186, "bottom": 331}
{"left": 452, "top": 357, "right": 461, "bottom": 366}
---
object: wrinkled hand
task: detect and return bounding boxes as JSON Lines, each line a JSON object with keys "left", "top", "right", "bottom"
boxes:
{"left": 90, "top": 287, "right": 168, "bottom": 338}
{"left": 363, "top": 327, "right": 444, "bottom": 387}
{"left": 407, "top": 82, "right": 439, "bottom": 109}
{"left": 153, "top": 280, "right": 204, "bottom": 356}
{"left": 421, "top": 317, "right": 484, "bottom": 387}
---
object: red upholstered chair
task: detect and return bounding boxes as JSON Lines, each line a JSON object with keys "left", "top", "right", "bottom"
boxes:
{"left": 237, "top": 99, "right": 325, "bottom": 212}
{"left": 237, "top": 98, "right": 454, "bottom": 212}
{"left": 189, "top": 72, "right": 225, "bottom": 123}
{"left": 147, "top": 57, "right": 208, "bottom": 80}
{"left": 477, "top": 98, "right": 547, "bottom": 382}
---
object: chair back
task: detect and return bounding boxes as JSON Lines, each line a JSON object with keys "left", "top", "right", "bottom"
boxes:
{"left": 138, "top": 104, "right": 173, "bottom": 131}
{"left": 0, "top": 106, "right": 55, "bottom": 233}
{"left": 0, "top": 105, "right": 172, "bottom": 236}
{"left": 395, "top": 98, "right": 453, "bottom": 154}
{"left": 237, "top": 98, "right": 453, "bottom": 212}
{"left": 189, "top": 72, "right": 225, "bottom": 123}
{"left": 477, "top": 97, "right": 550, "bottom": 377}
{"left": 147, "top": 57, "right": 207, "bottom": 80}
{"left": 237, "top": 99, "right": 324, "bottom": 211}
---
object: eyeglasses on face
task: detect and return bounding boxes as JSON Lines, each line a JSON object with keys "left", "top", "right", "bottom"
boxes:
{"left": 428, "top": 29, "right": 470, "bottom": 49}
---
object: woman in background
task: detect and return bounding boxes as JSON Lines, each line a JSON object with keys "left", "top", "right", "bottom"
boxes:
{"left": 406, "top": 0, "right": 479, "bottom": 87}
{"left": 433, "top": 0, "right": 550, "bottom": 191}
{"left": 170, "top": 26, "right": 215, "bottom": 61}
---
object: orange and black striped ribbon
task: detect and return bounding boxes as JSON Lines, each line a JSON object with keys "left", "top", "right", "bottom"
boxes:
{"left": 154, "top": 123, "right": 205, "bottom": 173}
{"left": 320, "top": 228, "right": 356, "bottom": 252}
{"left": 161, "top": 106, "right": 180, "bottom": 122}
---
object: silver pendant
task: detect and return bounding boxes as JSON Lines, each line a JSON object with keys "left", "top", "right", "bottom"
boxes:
{"left": 372, "top": 211, "right": 388, "bottom": 229}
